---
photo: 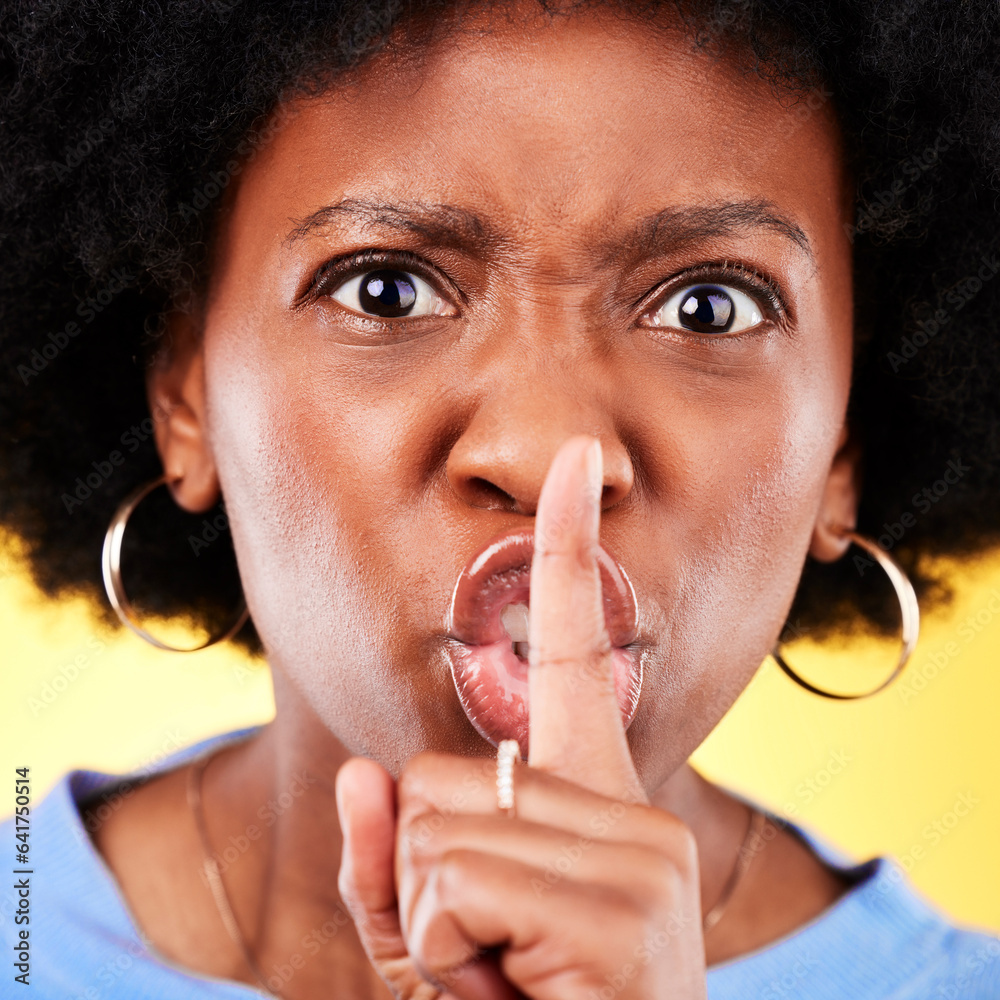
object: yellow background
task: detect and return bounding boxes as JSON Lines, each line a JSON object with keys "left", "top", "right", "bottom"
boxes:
{"left": 1, "top": 537, "right": 998, "bottom": 933}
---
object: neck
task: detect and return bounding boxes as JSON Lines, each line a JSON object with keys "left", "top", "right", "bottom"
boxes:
{"left": 204, "top": 693, "right": 385, "bottom": 997}
{"left": 204, "top": 684, "right": 754, "bottom": 995}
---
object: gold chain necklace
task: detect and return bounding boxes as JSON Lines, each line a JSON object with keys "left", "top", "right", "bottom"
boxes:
{"left": 187, "top": 753, "right": 767, "bottom": 997}
{"left": 702, "top": 806, "right": 769, "bottom": 932}
{"left": 186, "top": 754, "right": 281, "bottom": 998}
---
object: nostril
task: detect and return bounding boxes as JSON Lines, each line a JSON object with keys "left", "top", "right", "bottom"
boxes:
{"left": 463, "top": 475, "right": 519, "bottom": 512}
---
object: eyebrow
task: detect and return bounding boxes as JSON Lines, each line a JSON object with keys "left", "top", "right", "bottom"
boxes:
{"left": 284, "top": 198, "right": 491, "bottom": 250}
{"left": 284, "top": 196, "right": 814, "bottom": 263}
{"left": 609, "top": 200, "right": 814, "bottom": 266}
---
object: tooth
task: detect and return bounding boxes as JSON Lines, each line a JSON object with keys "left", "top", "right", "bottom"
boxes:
{"left": 500, "top": 602, "right": 530, "bottom": 643}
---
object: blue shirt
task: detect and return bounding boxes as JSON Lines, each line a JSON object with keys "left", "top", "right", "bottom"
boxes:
{"left": 3, "top": 728, "right": 998, "bottom": 999}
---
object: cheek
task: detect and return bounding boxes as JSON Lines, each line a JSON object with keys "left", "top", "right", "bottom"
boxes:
{"left": 201, "top": 324, "right": 461, "bottom": 761}
{"left": 629, "top": 339, "right": 849, "bottom": 772}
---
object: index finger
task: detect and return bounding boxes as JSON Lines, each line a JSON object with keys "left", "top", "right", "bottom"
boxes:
{"left": 527, "top": 436, "right": 646, "bottom": 803}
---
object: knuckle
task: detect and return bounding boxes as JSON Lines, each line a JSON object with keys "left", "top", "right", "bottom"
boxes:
{"left": 534, "top": 533, "right": 603, "bottom": 571}
{"left": 644, "top": 806, "right": 698, "bottom": 857}
{"left": 398, "top": 751, "right": 448, "bottom": 804}
{"left": 396, "top": 765, "right": 423, "bottom": 805}
{"left": 618, "top": 847, "right": 684, "bottom": 913}
{"left": 532, "top": 642, "right": 613, "bottom": 679}
{"left": 644, "top": 848, "right": 683, "bottom": 896}
{"left": 402, "top": 809, "right": 448, "bottom": 855}
{"left": 668, "top": 823, "right": 700, "bottom": 879}
{"left": 435, "top": 847, "right": 475, "bottom": 894}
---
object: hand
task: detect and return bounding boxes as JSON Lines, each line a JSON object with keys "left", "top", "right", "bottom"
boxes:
{"left": 336, "top": 436, "right": 708, "bottom": 1000}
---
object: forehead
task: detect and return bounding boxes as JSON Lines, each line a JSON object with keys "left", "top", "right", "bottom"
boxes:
{"left": 214, "top": 4, "right": 847, "bottom": 279}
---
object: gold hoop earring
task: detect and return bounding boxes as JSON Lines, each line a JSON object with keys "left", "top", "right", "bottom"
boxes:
{"left": 102, "top": 475, "right": 249, "bottom": 652}
{"left": 773, "top": 529, "right": 920, "bottom": 700}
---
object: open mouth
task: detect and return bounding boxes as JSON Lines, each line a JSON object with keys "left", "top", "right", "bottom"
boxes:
{"left": 444, "top": 527, "right": 642, "bottom": 754}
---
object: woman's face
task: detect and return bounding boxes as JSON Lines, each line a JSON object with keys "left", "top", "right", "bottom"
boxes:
{"left": 156, "top": 3, "right": 856, "bottom": 786}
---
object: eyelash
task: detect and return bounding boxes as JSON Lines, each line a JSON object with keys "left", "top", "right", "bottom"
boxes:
{"left": 303, "top": 249, "right": 788, "bottom": 334}
{"left": 638, "top": 261, "right": 788, "bottom": 336}
{"left": 302, "top": 249, "right": 453, "bottom": 311}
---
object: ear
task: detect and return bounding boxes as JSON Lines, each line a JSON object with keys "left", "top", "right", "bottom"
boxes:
{"left": 147, "top": 309, "right": 220, "bottom": 513}
{"left": 808, "top": 423, "right": 862, "bottom": 562}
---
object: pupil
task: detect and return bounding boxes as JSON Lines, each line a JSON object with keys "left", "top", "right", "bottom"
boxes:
{"left": 359, "top": 269, "right": 417, "bottom": 317}
{"left": 679, "top": 286, "right": 734, "bottom": 333}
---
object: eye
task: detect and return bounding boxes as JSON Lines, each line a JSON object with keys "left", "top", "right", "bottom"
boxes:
{"left": 329, "top": 268, "right": 451, "bottom": 319}
{"left": 646, "top": 283, "right": 765, "bottom": 335}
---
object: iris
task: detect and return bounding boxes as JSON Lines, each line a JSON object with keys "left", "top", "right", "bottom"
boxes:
{"left": 358, "top": 269, "right": 418, "bottom": 317}
{"left": 678, "top": 285, "right": 734, "bottom": 333}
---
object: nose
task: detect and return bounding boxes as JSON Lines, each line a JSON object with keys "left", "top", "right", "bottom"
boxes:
{"left": 445, "top": 381, "right": 634, "bottom": 516}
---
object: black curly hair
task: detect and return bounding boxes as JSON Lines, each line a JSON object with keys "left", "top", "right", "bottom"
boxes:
{"left": 2, "top": 0, "right": 999, "bottom": 656}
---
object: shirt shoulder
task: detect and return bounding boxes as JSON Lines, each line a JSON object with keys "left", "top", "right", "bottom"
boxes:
{"left": 0, "top": 731, "right": 264, "bottom": 999}
{"left": 706, "top": 811, "right": 1000, "bottom": 1000}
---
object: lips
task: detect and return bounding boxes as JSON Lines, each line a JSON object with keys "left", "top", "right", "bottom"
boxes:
{"left": 445, "top": 527, "right": 642, "bottom": 753}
